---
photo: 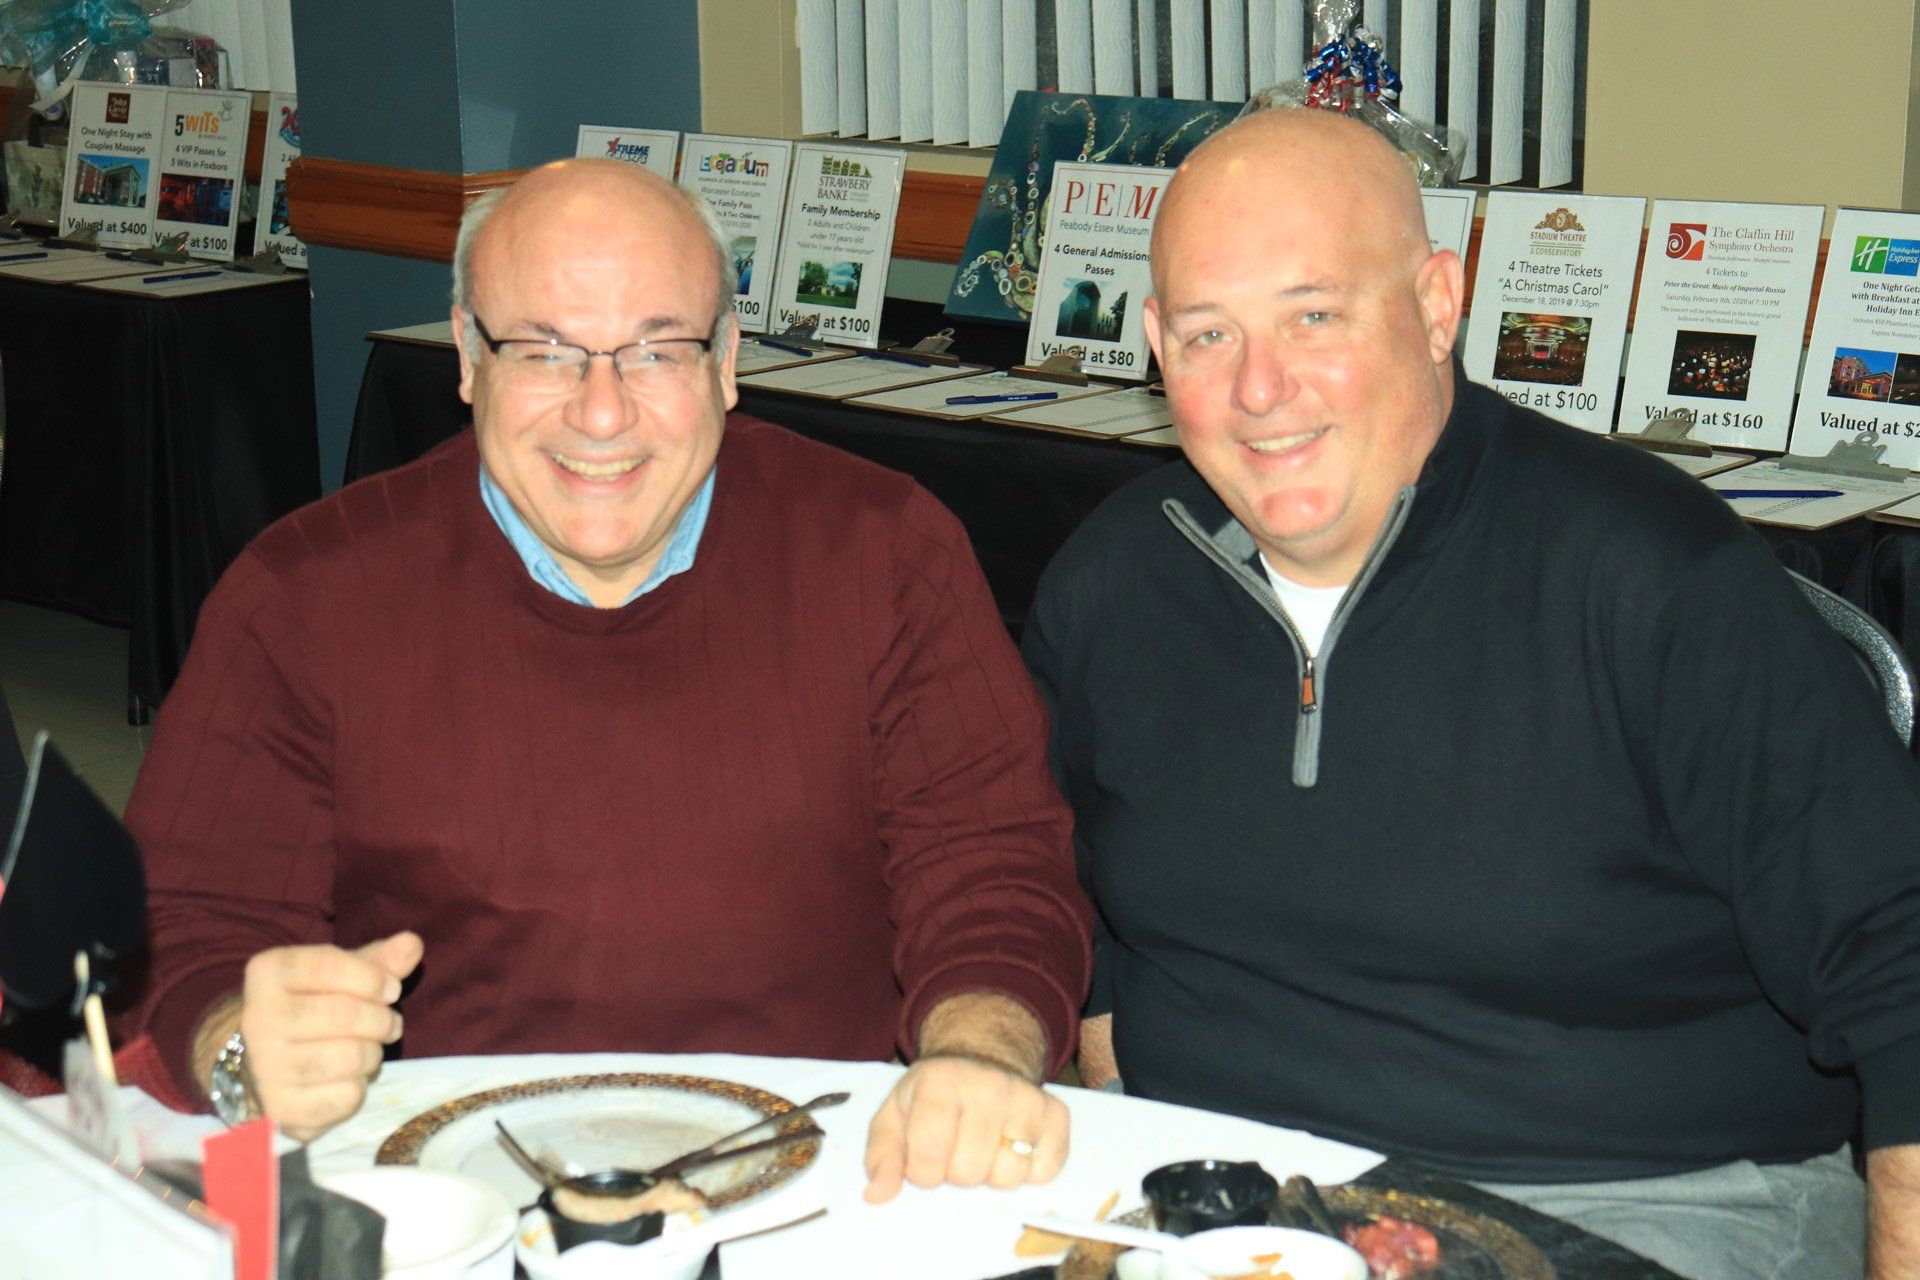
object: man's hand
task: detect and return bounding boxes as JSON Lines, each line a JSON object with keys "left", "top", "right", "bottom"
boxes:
{"left": 214, "top": 932, "right": 423, "bottom": 1142}
{"left": 863, "top": 991, "right": 1069, "bottom": 1202}
{"left": 1869, "top": 1144, "right": 1920, "bottom": 1279}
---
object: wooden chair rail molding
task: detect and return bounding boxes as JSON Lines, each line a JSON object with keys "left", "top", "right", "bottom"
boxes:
{"left": 284, "top": 157, "right": 519, "bottom": 262}
{"left": 283, "top": 155, "right": 1837, "bottom": 345}
{"left": 285, "top": 157, "right": 983, "bottom": 264}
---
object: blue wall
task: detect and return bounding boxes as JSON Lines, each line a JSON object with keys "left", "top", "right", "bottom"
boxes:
{"left": 290, "top": 0, "right": 703, "bottom": 489}
{"left": 451, "top": 0, "right": 704, "bottom": 172}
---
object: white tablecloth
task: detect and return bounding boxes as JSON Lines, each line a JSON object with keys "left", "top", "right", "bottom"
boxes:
{"left": 298, "top": 1051, "right": 1382, "bottom": 1280}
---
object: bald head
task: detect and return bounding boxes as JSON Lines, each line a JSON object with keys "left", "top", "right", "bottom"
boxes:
{"left": 453, "top": 158, "right": 736, "bottom": 346}
{"left": 1140, "top": 105, "right": 1464, "bottom": 587}
{"left": 1153, "top": 109, "right": 1432, "bottom": 298}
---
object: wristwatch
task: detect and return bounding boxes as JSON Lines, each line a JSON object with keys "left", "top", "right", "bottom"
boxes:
{"left": 206, "top": 1029, "right": 259, "bottom": 1125}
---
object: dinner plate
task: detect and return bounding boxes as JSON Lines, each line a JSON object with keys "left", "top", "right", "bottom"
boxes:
{"left": 375, "top": 1072, "right": 822, "bottom": 1210}
{"left": 1315, "top": 1185, "right": 1553, "bottom": 1280}
{"left": 1072, "top": 1191, "right": 1554, "bottom": 1280}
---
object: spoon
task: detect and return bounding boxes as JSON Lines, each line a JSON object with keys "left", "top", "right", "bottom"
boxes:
{"left": 647, "top": 1090, "right": 850, "bottom": 1180}
{"left": 495, "top": 1119, "right": 568, "bottom": 1188}
{"left": 496, "top": 1089, "right": 848, "bottom": 1191}
{"left": 1021, "top": 1216, "right": 1179, "bottom": 1253}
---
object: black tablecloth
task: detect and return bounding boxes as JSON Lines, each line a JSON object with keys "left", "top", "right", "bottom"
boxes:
{"left": 346, "top": 324, "right": 1916, "bottom": 655}
{"left": 0, "top": 271, "right": 319, "bottom": 716}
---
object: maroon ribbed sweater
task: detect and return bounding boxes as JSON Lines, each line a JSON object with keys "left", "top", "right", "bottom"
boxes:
{"left": 123, "top": 417, "right": 1091, "bottom": 1101}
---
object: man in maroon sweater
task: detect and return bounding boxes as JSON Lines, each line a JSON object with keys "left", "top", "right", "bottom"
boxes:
{"left": 123, "top": 158, "right": 1093, "bottom": 1200}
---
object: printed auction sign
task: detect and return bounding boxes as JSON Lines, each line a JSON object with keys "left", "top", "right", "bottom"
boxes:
{"left": 1787, "top": 208, "right": 1920, "bottom": 468}
{"left": 1420, "top": 188, "right": 1476, "bottom": 260}
{"left": 679, "top": 134, "right": 795, "bottom": 335}
{"left": 1462, "top": 191, "right": 1648, "bottom": 433}
{"left": 1618, "top": 201, "right": 1822, "bottom": 452}
{"left": 252, "top": 94, "right": 304, "bottom": 267}
{"left": 769, "top": 143, "right": 906, "bottom": 348}
{"left": 1023, "top": 162, "right": 1171, "bottom": 380}
{"left": 60, "top": 83, "right": 166, "bottom": 249}
{"left": 154, "top": 88, "right": 249, "bottom": 261}
{"left": 575, "top": 126, "right": 680, "bottom": 180}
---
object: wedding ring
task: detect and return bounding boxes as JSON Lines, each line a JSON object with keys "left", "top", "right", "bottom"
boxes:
{"left": 1003, "top": 1136, "right": 1038, "bottom": 1158}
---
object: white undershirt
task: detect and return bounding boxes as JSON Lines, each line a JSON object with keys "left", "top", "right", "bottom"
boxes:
{"left": 1259, "top": 555, "right": 1349, "bottom": 658}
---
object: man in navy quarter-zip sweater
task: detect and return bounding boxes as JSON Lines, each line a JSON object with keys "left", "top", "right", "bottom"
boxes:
{"left": 1024, "top": 108, "right": 1920, "bottom": 1280}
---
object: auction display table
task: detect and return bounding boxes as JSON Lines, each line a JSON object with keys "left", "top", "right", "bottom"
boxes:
{"left": 348, "top": 324, "right": 1904, "bottom": 653}
{"left": 0, "top": 270, "right": 319, "bottom": 718}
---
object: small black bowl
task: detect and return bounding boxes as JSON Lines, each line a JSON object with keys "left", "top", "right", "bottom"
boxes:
{"left": 539, "top": 1170, "right": 667, "bottom": 1253}
{"left": 1142, "top": 1159, "right": 1281, "bottom": 1237}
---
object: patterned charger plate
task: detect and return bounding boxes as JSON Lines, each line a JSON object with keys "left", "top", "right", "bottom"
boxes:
{"left": 375, "top": 1072, "right": 822, "bottom": 1210}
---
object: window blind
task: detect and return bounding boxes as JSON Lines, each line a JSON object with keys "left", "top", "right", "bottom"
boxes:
{"left": 801, "top": 0, "right": 1586, "bottom": 186}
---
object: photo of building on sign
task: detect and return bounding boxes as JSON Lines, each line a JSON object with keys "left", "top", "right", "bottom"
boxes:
{"left": 1056, "top": 279, "right": 1129, "bottom": 341}
{"left": 797, "top": 259, "right": 861, "bottom": 309}
{"left": 73, "top": 154, "right": 148, "bottom": 208}
{"left": 1492, "top": 312, "right": 1592, "bottom": 386}
{"left": 1829, "top": 348, "right": 1897, "bottom": 403}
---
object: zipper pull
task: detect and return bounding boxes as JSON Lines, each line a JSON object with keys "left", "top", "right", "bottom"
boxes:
{"left": 1301, "top": 654, "right": 1318, "bottom": 711}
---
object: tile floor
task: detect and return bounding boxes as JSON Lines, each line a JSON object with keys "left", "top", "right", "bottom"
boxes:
{"left": 0, "top": 600, "right": 147, "bottom": 815}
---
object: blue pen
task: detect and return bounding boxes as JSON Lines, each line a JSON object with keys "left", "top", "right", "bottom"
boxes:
{"left": 106, "top": 251, "right": 153, "bottom": 262}
{"left": 1716, "top": 488, "right": 1844, "bottom": 500}
{"left": 0, "top": 251, "right": 49, "bottom": 263}
{"left": 866, "top": 349, "right": 933, "bottom": 366}
{"left": 945, "top": 391, "right": 1060, "bottom": 406}
{"left": 141, "top": 269, "right": 222, "bottom": 284}
{"left": 757, "top": 336, "right": 819, "bottom": 357}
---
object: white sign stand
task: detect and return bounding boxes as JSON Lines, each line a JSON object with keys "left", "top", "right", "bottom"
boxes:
{"left": 1616, "top": 200, "right": 1823, "bottom": 453}
{"left": 575, "top": 126, "right": 680, "bottom": 180}
{"left": 1787, "top": 207, "right": 1920, "bottom": 468}
{"left": 680, "top": 134, "right": 797, "bottom": 335}
{"left": 1023, "top": 162, "right": 1171, "bottom": 381}
{"left": 60, "top": 83, "right": 167, "bottom": 249}
{"left": 252, "top": 94, "right": 304, "bottom": 268}
{"left": 1462, "top": 191, "right": 1648, "bottom": 433}
{"left": 770, "top": 143, "right": 907, "bottom": 349}
{"left": 153, "top": 88, "right": 249, "bottom": 261}
{"left": 1420, "top": 188, "right": 1476, "bottom": 260}
{"left": 0, "top": 1090, "right": 233, "bottom": 1278}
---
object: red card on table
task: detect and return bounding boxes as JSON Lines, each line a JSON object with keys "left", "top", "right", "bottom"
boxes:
{"left": 203, "top": 1117, "right": 278, "bottom": 1280}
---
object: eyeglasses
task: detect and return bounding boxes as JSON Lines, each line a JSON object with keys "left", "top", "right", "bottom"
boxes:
{"left": 468, "top": 314, "right": 717, "bottom": 389}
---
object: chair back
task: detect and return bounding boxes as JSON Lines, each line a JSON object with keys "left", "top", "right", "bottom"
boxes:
{"left": 1792, "top": 573, "right": 1915, "bottom": 747}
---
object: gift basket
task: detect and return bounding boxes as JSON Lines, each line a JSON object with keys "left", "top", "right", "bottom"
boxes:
{"left": 0, "top": 0, "right": 230, "bottom": 222}
{"left": 1240, "top": 0, "right": 1459, "bottom": 188}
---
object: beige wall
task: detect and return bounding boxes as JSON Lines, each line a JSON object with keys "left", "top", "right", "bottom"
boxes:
{"left": 698, "top": 0, "right": 802, "bottom": 139}
{"left": 699, "top": 0, "right": 992, "bottom": 175}
{"left": 1587, "top": 0, "right": 1920, "bottom": 216}
{"left": 703, "top": 0, "right": 1920, "bottom": 205}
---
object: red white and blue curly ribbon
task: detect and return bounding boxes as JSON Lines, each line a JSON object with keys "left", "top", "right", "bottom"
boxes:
{"left": 1302, "top": 26, "right": 1403, "bottom": 111}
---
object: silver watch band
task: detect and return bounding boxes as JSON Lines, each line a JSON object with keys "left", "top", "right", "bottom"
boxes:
{"left": 206, "top": 1029, "right": 258, "bottom": 1125}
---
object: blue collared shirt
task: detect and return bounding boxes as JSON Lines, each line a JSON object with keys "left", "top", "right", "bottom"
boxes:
{"left": 479, "top": 464, "right": 714, "bottom": 606}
